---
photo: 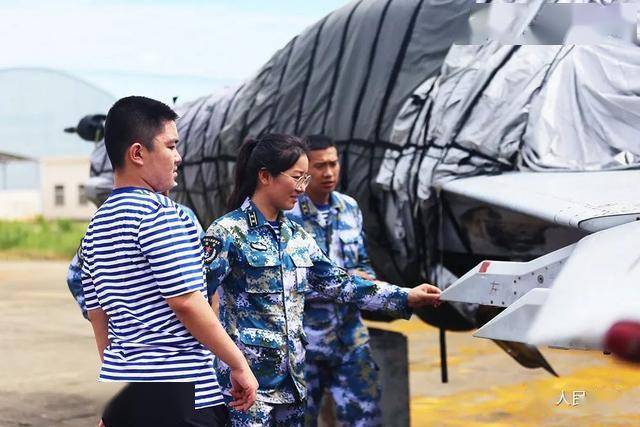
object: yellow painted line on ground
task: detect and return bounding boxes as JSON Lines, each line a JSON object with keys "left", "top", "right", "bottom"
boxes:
{"left": 410, "top": 362, "right": 640, "bottom": 426}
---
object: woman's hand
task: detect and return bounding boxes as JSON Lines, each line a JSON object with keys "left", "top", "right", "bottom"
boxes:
{"left": 407, "top": 283, "right": 441, "bottom": 308}
{"left": 352, "top": 269, "right": 375, "bottom": 281}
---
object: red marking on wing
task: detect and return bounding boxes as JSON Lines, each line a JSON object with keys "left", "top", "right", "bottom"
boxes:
{"left": 479, "top": 261, "right": 491, "bottom": 273}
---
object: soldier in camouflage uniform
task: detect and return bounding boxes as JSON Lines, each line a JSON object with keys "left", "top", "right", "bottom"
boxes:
{"left": 204, "top": 134, "right": 441, "bottom": 427}
{"left": 287, "top": 135, "right": 384, "bottom": 426}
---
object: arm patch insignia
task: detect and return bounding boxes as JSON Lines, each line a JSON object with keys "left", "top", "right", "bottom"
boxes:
{"left": 202, "top": 235, "right": 223, "bottom": 264}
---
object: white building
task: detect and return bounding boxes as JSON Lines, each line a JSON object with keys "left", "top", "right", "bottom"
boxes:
{"left": 0, "top": 153, "right": 95, "bottom": 220}
{"left": 0, "top": 189, "right": 41, "bottom": 220}
{"left": 40, "top": 156, "right": 96, "bottom": 220}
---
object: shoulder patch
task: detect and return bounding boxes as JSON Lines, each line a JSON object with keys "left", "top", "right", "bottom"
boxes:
{"left": 202, "top": 235, "right": 223, "bottom": 264}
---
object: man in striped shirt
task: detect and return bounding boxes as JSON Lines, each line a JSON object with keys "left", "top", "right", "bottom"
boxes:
{"left": 81, "top": 96, "right": 257, "bottom": 426}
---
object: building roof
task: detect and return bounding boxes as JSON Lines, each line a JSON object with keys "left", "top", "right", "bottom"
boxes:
{"left": 0, "top": 151, "right": 34, "bottom": 163}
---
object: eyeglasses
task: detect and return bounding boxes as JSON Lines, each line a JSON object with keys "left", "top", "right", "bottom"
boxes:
{"left": 280, "top": 172, "right": 312, "bottom": 190}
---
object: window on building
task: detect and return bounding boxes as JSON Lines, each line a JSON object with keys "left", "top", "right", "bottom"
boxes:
{"left": 54, "top": 184, "right": 64, "bottom": 206}
{"left": 78, "top": 184, "right": 88, "bottom": 206}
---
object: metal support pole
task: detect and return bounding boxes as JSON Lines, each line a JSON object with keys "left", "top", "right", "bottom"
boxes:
{"left": 439, "top": 327, "right": 448, "bottom": 383}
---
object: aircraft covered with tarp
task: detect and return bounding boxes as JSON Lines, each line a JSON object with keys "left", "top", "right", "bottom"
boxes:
{"left": 86, "top": 0, "right": 640, "bottom": 332}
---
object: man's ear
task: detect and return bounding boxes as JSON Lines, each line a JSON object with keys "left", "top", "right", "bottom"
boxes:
{"left": 128, "top": 142, "right": 145, "bottom": 167}
{"left": 257, "top": 168, "right": 271, "bottom": 186}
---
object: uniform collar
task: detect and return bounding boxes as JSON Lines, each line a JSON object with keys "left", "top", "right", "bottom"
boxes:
{"left": 298, "top": 192, "right": 343, "bottom": 219}
{"left": 242, "top": 197, "right": 293, "bottom": 230}
{"left": 330, "top": 192, "right": 344, "bottom": 211}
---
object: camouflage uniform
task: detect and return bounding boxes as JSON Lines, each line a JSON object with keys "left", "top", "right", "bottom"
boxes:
{"left": 287, "top": 192, "right": 382, "bottom": 426}
{"left": 204, "top": 199, "right": 412, "bottom": 427}
{"left": 66, "top": 203, "right": 203, "bottom": 319}
{"left": 228, "top": 400, "right": 305, "bottom": 427}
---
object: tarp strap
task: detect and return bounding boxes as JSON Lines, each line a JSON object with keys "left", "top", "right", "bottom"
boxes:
{"left": 180, "top": 96, "right": 212, "bottom": 223}
{"left": 194, "top": 84, "right": 244, "bottom": 222}
{"left": 266, "top": 37, "right": 298, "bottom": 134}
{"left": 374, "top": 0, "right": 425, "bottom": 141}
{"left": 182, "top": 96, "right": 210, "bottom": 159}
{"left": 515, "top": 46, "right": 573, "bottom": 154}
{"left": 349, "top": 0, "right": 393, "bottom": 139}
{"left": 321, "top": 0, "right": 364, "bottom": 134}
{"left": 427, "top": 46, "right": 521, "bottom": 187}
{"left": 294, "top": 17, "right": 328, "bottom": 135}
{"left": 239, "top": 66, "right": 274, "bottom": 143}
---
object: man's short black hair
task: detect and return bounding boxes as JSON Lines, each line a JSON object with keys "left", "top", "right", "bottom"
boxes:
{"left": 304, "top": 134, "right": 336, "bottom": 151}
{"left": 104, "top": 96, "right": 178, "bottom": 170}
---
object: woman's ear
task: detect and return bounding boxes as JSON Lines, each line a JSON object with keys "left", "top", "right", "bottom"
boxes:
{"left": 128, "top": 142, "right": 145, "bottom": 167}
{"left": 257, "top": 168, "right": 271, "bottom": 186}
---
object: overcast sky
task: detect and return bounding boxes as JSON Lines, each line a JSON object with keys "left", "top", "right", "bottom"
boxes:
{"left": 1, "top": 0, "right": 351, "bottom": 81}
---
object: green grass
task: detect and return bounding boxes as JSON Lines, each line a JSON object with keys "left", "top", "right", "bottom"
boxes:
{"left": 0, "top": 217, "right": 87, "bottom": 260}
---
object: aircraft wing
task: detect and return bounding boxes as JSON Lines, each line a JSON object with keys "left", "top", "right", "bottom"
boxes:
{"left": 527, "top": 219, "right": 640, "bottom": 348}
{"left": 440, "top": 170, "right": 640, "bottom": 233}
{"left": 439, "top": 170, "right": 640, "bottom": 369}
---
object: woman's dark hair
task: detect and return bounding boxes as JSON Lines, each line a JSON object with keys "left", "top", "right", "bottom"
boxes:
{"left": 227, "top": 134, "right": 307, "bottom": 211}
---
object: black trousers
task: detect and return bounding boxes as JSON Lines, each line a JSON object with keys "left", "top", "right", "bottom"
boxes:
{"left": 102, "top": 383, "right": 230, "bottom": 427}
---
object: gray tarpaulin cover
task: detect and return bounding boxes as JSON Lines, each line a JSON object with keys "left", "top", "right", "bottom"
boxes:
{"left": 87, "top": 0, "right": 640, "bottom": 324}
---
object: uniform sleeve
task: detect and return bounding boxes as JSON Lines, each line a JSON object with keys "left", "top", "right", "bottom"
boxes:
{"left": 203, "top": 223, "right": 235, "bottom": 297}
{"left": 354, "top": 208, "right": 377, "bottom": 279}
{"left": 306, "top": 239, "right": 411, "bottom": 319}
{"left": 80, "top": 238, "right": 100, "bottom": 312}
{"left": 138, "top": 205, "right": 205, "bottom": 299}
{"left": 67, "top": 251, "right": 89, "bottom": 319}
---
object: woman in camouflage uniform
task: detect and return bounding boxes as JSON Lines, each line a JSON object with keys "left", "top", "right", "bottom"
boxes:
{"left": 203, "top": 134, "right": 440, "bottom": 426}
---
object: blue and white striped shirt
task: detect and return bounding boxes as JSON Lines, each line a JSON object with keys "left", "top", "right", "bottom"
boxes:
{"left": 80, "top": 187, "right": 223, "bottom": 409}
{"left": 267, "top": 220, "right": 281, "bottom": 241}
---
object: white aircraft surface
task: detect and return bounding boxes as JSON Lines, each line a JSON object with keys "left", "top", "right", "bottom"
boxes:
{"left": 440, "top": 170, "right": 640, "bottom": 366}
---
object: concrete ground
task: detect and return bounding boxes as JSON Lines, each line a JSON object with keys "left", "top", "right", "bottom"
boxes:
{"left": 2, "top": 261, "right": 639, "bottom": 426}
